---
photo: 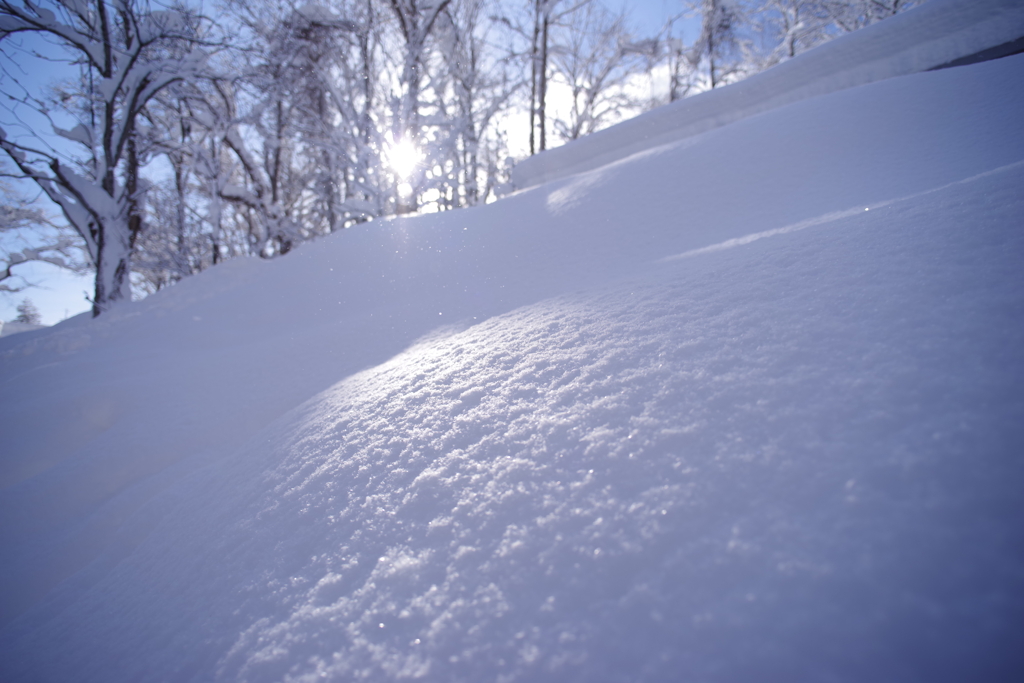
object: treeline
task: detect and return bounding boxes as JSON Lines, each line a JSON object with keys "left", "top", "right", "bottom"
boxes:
{"left": 0, "top": 0, "right": 921, "bottom": 314}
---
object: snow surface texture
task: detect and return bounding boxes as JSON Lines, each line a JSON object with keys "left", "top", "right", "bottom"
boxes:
{"left": 511, "top": 0, "right": 1024, "bottom": 190}
{"left": 2, "top": 53, "right": 1024, "bottom": 682}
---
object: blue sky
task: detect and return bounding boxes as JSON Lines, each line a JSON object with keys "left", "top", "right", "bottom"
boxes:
{"left": 614, "top": 0, "right": 684, "bottom": 34}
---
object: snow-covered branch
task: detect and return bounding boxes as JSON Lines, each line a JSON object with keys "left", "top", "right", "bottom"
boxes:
{"left": 0, "top": 174, "right": 87, "bottom": 293}
{"left": 0, "top": 0, "right": 207, "bottom": 314}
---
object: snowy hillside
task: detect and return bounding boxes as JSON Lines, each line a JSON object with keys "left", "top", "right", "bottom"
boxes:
{"left": 2, "top": 49, "right": 1023, "bottom": 683}
{"left": 511, "top": 0, "right": 1024, "bottom": 189}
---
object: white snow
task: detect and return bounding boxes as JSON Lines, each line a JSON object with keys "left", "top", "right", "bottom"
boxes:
{"left": 0, "top": 321, "right": 45, "bottom": 337}
{"left": 1, "top": 40, "right": 1023, "bottom": 683}
{"left": 511, "top": 0, "right": 1024, "bottom": 190}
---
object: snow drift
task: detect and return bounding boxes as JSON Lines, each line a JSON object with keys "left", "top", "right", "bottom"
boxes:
{"left": 511, "top": 0, "right": 1024, "bottom": 190}
{"left": 2, "top": 45, "right": 1024, "bottom": 683}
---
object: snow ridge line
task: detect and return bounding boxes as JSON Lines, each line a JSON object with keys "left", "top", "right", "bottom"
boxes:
{"left": 662, "top": 158, "right": 1024, "bottom": 262}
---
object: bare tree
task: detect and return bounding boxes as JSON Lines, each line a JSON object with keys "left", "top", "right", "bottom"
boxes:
{"left": 749, "top": 0, "right": 829, "bottom": 67}
{"left": 0, "top": 0, "right": 205, "bottom": 315}
{"left": 424, "top": 0, "right": 517, "bottom": 207}
{"left": 524, "top": 0, "right": 593, "bottom": 153}
{"left": 659, "top": 12, "right": 696, "bottom": 103}
{"left": 549, "top": 2, "right": 651, "bottom": 142}
{"left": 825, "top": 0, "right": 922, "bottom": 33}
{"left": 693, "top": 0, "right": 746, "bottom": 89}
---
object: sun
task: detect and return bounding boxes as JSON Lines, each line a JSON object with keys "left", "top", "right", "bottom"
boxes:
{"left": 387, "top": 138, "right": 422, "bottom": 179}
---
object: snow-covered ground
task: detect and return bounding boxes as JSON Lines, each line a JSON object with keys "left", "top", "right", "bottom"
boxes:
{"left": 0, "top": 321, "right": 45, "bottom": 337}
{"left": 2, "top": 45, "right": 1023, "bottom": 683}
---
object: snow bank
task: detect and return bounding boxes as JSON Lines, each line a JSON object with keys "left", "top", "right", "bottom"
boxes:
{"left": 1, "top": 52, "right": 1023, "bottom": 683}
{"left": 511, "top": 0, "right": 1024, "bottom": 190}
{"left": 0, "top": 321, "right": 46, "bottom": 337}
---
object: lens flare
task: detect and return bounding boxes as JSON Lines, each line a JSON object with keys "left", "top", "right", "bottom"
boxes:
{"left": 387, "top": 139, "right": 421, "bottom": 179}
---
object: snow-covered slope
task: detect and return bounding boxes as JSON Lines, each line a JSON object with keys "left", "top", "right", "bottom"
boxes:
{"left": 0, "top": 321, "right": 46, "bottom": 338}
{"left": 511, "top": 0, "right": 1024, "bottom": 190}
{"left": 1, "top": 52, "right": 1023, "bottom": 682}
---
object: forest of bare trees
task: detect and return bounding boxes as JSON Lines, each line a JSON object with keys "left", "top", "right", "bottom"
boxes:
{"left": 0, "top": 0, "right": 924, "bottom": 315}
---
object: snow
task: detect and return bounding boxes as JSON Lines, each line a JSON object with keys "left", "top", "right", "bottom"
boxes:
{"left": 2, "top": 42, "right": 1024, "bottom": 683}
{"left": 0, "top": 321, "right": 45, "bottom": 337}
{"left": 511, "top": 0, "right": 1024, "bottom": 190}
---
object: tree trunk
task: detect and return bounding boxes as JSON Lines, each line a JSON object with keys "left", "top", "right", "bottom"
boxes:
{"left": 92, "top": 217, "right": 132, "bottom": 316}
{"left": 529, "top": 0, "right": 540, "bottom": 155}
{"left": 539, "top": 13, "right": 550, "bottom": 151}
